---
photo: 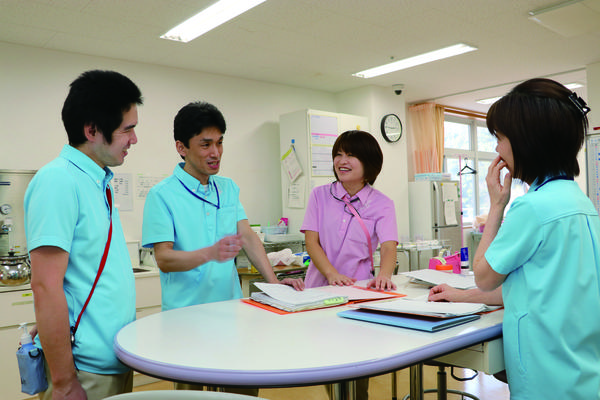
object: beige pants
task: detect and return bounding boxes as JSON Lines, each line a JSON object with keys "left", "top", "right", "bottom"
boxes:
{"left": 175, "top": 382, "right": 260, "bottom": 397}
{"left": 38, "top": 361, "right": 133, "bottom": 400}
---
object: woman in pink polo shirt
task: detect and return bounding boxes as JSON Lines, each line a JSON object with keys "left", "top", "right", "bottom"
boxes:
{"left": 301, "top": 130, "right": 398, "bottom": 291}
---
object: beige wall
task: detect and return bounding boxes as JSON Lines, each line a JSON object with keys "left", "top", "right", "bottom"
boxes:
{"left": 586, "top": 62, "right": 600, "bottom": 132}
{"left": 0, "top": 42, "right": 409, "bottom": 243}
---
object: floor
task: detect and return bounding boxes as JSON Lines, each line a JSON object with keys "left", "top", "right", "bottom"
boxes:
{"left": 132, "top": 365, "right": 510, "bottom": 399}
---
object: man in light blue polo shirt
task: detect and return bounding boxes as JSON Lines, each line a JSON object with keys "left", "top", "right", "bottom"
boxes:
{"left": 142, "top": 101, "right": 303, "bottom": 394}
{"left": 24, "top": 70, "right": 142, "bottom": 400}
{"left": 143, "top": 101, "right": 303, "bottom": 312}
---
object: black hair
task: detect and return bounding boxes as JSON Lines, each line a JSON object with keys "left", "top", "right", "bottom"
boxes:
{"left": 61, "top": 70, "right": 143, "bottom": 146}
{"left": 331, "top": 130, "right": 383, "bottom": 185}
{"left": 174, "top": 101, "right": 226, "bottom": 153}
{"left": 486, "top": 78, "right": 589, "bottom": 183}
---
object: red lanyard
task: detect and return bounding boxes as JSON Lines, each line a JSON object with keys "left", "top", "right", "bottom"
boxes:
{"left": 71, "top": 186, "right": 113, "bottom": 346}
{"left": 341, "top": 195, "right": 374, "bottom": 274}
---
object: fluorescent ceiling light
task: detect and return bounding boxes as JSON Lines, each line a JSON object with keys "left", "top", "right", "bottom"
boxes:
{"left": 476, "top": 96, "right": 502, "bottom": 105}
{"left": 352, "top": 43, "right": 477, "bottom": 79}
{"left": 161, "top": 0, "right": 267, "bottom": 43}
{"left": 564, "top": 82, "right": 584, "bottom": 90}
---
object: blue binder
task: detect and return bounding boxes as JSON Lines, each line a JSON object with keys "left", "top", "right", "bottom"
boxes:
{"left": 337, "top": 309, "right": 480, "bottom": 332}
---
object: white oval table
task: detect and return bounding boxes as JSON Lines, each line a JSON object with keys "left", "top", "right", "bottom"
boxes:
{"left": 114, "top": 276, "right": 503, "bottom": 400}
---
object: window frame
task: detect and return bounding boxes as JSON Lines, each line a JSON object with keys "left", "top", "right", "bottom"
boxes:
{"left": 443, "top": 114, "right": 496, "bottom": 226}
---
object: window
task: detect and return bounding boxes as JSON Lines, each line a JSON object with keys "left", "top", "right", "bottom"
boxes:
{"left": 443, "top": 115, "right": 496, "bottom": 226}
{"left": 444, "top": 114, "right": 527, "bottom": 226}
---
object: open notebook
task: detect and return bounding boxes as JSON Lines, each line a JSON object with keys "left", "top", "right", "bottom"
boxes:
{"left": 251, "top": 283, "right": 347, "bottom": 312}
{"left": 250, "top": 282, "right": 402, "bottom": 312}
{"left": 356, "top": 298, "right": 494, "bottom": 318}
{"left": 338, "top": 294, "right": 495, "bottom": 332}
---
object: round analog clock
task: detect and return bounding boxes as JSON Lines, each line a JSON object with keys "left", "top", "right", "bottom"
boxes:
{"left": 380, "top": 113, "right": 402, "bottom": 143}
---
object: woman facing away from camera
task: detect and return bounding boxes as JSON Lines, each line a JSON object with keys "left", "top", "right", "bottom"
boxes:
{"left": 473, "top": 78, "right": 600, "bottom": 399}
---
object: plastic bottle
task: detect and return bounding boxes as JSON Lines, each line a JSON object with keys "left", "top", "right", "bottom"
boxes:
{"left": 16, "top": 323, "right": 48, "bottom": 395}
{"left": 460, "top": 247, "right": 470, "bottom": 274}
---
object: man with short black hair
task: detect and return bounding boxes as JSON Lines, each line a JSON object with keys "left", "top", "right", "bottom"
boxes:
{"left": 25, "top": 70, "right": 143, "bottom": 400}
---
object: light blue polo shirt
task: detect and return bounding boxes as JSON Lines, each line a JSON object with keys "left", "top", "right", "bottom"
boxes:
{"left": 24, "top": 144, "right": 136, "bottom": 374}
{"left": 142, "top": 163, "right": 247, "bottom": 311}
{"left": 486, "top": 178, "right": 600, "bottom": 399}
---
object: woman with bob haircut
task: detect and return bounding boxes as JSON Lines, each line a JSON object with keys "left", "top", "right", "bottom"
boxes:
{"left": 301, "top": 130, "right": 398, "bottom": 400}
{"left": 474, "top": 78, "right": 600, "bottom": 399}
{"left": 301, "top": 130, "right": 398, "bottom": 291}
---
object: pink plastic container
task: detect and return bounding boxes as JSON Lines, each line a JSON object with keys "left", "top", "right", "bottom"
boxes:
{"left": 429, "top": 252, "right": 461, "bottom": 274}
{"left": 445, "top": 253, "right": 461, "bottom": 274}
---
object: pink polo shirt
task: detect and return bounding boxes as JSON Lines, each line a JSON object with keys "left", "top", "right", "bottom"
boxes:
{"left": 301, "top": 181, "right": 398, "bottom": 288}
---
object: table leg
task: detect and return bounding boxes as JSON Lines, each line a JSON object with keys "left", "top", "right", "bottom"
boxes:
{"left": 409, "top": 363, "right": 424, "bottom": 400}
{"left": 392, "top": 370, "right": 398, "bottom": 400}
{"left": 331, "top": 379, "right": 356, "bottom": 400}
{"left": 392, "top": 371, "right": 398, "bottom": 400}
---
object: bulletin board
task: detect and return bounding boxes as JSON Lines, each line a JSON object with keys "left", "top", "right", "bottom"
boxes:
{"left": 586, "top": 133, "right": 600, "bottom": 214}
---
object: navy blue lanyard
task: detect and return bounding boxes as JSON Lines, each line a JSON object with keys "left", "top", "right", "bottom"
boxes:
{"left": 534, "top": 175, "right": 573, "bottom": 191}
{"left": 330, "top": 182, "right": 360, "bottom": 216}
{"left": 180, "top": 179, "right": 220, "bottom": 209}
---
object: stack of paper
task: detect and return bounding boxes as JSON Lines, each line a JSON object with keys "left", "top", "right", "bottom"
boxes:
{"left": 250, "top": 283, "right": 404, "bottom": 312}
{"left": 251, "top": 283, "right": 348, "bottom": 312}
{"left": 337, "top": 297, "right": 496, "bottom": 332}
{"left": 402, "top": 269, "right": 477, "bottom": 289}
{"left": 357, "top": 298, "right": 490, "bottom": 318}
{"left": 311, "top": 284, "right": 403, "bottom": 302}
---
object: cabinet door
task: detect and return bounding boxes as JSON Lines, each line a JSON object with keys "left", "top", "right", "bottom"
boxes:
{"left": 135, "top": 274, "right": 161, "bottom": 309}
{"left": 0, "top": 288, "right": 35, "bottom": 327}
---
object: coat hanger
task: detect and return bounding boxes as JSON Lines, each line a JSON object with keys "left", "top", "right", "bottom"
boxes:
{"left": 458, "top": 162, "right": 477, "bottom": 176}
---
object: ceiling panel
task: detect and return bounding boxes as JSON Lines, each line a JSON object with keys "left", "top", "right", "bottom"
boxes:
{"left": 0, "top": 0, "right": 598, "bottom": 113}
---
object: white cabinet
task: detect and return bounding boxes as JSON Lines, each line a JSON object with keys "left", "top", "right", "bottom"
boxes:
{"left": 434, "top": 338, "right": 505, "bottom": 374}
{"left": 132, "top": 272, "right": 162, "bottom": 387}
{"left": 134, "top": 271, "right": 161, "bottom": 312}
{"left": 0, "top": 286, "right": 36, "bottom": 400}
{"left": 0, "top": 272, "right": 162, "bottom": 400}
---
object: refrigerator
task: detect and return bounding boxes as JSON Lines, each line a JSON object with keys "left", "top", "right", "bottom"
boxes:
{"left": 408, "top": 181, "right": 462, "bottom": 253}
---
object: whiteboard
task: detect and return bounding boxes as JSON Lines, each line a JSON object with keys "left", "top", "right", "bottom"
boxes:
{"left": 586, "top": 134, "right": 600, "bottom": 214}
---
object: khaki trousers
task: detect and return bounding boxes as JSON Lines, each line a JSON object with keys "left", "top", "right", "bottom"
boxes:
{"left": 38, "top": 361, "right": 133, "bottom": 400}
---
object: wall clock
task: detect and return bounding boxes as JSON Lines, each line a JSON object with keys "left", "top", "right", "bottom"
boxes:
{"left": 380, "top": 113, "right": 402, "bottom": 143}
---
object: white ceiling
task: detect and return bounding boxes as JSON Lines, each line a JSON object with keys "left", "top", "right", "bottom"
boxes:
{"left": 1, "top": 0, "right": 599, "bottom": 113}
